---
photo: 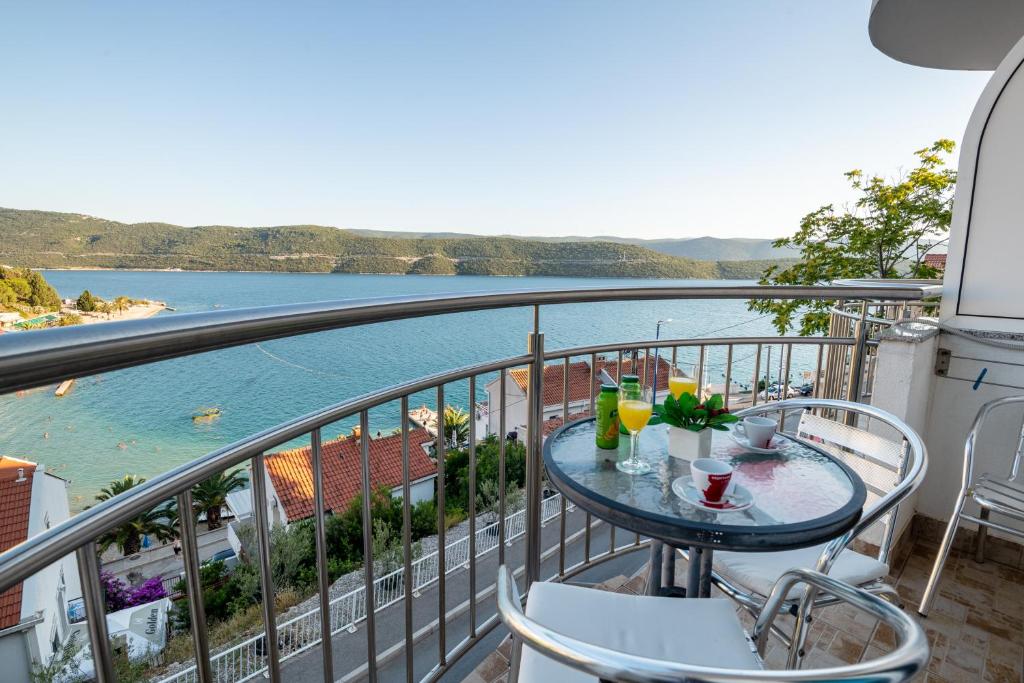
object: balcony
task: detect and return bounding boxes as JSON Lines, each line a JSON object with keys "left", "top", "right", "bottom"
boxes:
{"left": 0, "top": 283, "right": 1021, "bottom": 683}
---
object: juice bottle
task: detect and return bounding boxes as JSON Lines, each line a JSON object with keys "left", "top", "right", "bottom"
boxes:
{"left": 619, "top": 374, "right": 640, "bottom": 434}
{"left": 595, "top": 384, "right": 620, "bottom": 449}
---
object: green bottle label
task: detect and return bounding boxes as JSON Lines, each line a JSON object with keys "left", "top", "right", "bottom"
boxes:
{"left": 596, "top": 387, "right": 620, "bottom": 449}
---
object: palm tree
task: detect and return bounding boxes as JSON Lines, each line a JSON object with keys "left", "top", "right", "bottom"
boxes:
{"left": 191, "top": 470, "right": 247, "bottom": 531}
{"left": 94, "top": 475, "right": 177, "bottom": 556}
{"left": 113, "top": 295, "right": 130, "bottom": 315}
{"left": 442, "top": 405, "right": 470, "bottom": 449}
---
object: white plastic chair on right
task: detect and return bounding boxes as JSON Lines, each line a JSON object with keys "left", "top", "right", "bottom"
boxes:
{"left": 919, "top": 395, "right": 1024, "bottom": 616}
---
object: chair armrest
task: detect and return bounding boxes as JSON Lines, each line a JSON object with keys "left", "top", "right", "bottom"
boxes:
{"left": 752, "top": 568, "right": 928, "bottom": 673}
{"left": 497, "top": 566, "right": 928, "bottom": 682}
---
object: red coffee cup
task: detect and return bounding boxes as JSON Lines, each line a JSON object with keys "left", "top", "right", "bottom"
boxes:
{"left": 690, "top": 458, "right": 734, "bottom": 503}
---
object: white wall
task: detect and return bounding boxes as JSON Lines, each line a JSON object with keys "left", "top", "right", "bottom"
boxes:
{"left": 390, "top": 477, "right": 435, "bottom": 507}
{"left": 941, "top": 33, "right": 1024, "bottom": 332}
{"left": 485, "top": 376, "right": 527, "bottom": 437}
{"left": 18, "top": 469, "right": 80, "bottom": 671}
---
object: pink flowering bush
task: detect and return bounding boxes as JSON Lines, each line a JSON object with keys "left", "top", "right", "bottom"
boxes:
{"left": 101, "top": 571, "right": 167, "bottom": 611}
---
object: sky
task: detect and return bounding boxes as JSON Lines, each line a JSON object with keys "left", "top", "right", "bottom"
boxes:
{"left": 0, "top": 1, "right": 991, "bottom": 239}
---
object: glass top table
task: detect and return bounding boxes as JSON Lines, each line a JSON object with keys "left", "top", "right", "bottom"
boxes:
{"left": 543, "top": 417, "right": 867, "bottom": 597}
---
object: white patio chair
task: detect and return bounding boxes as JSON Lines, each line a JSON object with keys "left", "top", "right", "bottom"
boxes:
{"left": 919, "top": 395, "right": 1024, "bottom": 616}
{"left": 496, "top": 565, "right": 928, "bottom": 683}
{"left": 696, "top": 399, "right": 926, "bottom": 667}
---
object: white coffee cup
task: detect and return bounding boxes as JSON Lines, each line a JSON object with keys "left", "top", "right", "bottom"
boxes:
{"left": 690, "top": 458, "right": 735, "bottom": 502}
{"left": 734, "top": 416, "right": 778, "bottom": 449}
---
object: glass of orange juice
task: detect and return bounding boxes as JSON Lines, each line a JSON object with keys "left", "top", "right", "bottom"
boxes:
{"left": 668, "top": 364, "right": 699, "bottom": 400}
{"left": 617, "top": 383, "right": 653, "bottom": 475}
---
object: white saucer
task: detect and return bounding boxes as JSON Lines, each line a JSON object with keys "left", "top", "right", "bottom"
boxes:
{"left": 672, "top": 476, "right": 754, "bottom": 512}
{"left": 729, "top": 430, "right": 783, "bottom": 454}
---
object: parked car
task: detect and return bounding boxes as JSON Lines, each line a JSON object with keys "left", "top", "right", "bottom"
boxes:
{"left": 206, "top": 548, "right": 239, "bottom": 571}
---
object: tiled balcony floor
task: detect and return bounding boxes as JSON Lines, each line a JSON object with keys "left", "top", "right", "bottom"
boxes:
{"left": 463, "top": 525, "right": 1024, "bottom": 683}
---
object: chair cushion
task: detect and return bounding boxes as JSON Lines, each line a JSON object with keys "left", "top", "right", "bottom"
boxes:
{"left": 712, "top": 545, "right": 889, "bottom": 600}
{"left": 519, "top": 581, "right": 761, "bottom": 683}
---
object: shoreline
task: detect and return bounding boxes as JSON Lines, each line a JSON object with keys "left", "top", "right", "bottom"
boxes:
{"left": 35, "top": 267, "right": 755, "bottom": 280}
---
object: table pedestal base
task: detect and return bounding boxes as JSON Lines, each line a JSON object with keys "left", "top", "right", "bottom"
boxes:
{"left": 646, "top": 542, "right": 714, "bottom": 598}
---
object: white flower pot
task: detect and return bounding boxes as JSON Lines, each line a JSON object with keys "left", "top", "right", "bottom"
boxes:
{"left": 667, "top": 426, "right": 712, "bottom": 460}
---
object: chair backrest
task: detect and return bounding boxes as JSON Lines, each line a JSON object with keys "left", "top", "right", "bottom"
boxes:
{"left": 795, "top": 411, "right": 905, "bottom": 554}
{"left": 736, "top": 398, "right": 926, "bottom": 567}
{"left": 496, "top": 565, "right": 929, "bottom": 683}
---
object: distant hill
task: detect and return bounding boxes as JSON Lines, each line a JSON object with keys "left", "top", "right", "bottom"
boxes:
{"left": 348, "top": 229, "right": 798, "bottom": 262}
{"left": 0, "top": 208, "right": 794, "bottom": 280}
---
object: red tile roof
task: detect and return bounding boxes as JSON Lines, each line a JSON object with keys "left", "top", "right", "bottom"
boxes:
{"left": 543, "top": 411, "right": 592, "bottom": 437}
{"left": 923, "top": 253, "right": 947, "bottom": 270}
{"left": 265, "top": 430, "right": 437, "bottom": 522}
{"left": 507, "top": 356, "right": 672, "bottom": 407}
{"left": 0, "top": 457, "right": 36, "bottom": 629}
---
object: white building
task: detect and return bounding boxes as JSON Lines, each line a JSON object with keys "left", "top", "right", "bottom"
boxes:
{"left": 484, "top": 355, "right": 673, "bottom": 438}
{"left": 0, "top": 457, "right": 81, "bottom": 682}
{"left": 259, "top": 428, "right": 438, "bottom": 527}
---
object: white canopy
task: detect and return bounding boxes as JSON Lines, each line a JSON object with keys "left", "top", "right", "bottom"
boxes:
{"left": 869, "top": 0, "right": 1024, "bottom": 70}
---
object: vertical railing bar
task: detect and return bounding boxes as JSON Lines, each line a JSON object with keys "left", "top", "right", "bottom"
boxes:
{"left": 586, "top": 352, "right": 596, "bottom": 564}
{"left": 642, "top": 347, "right": 650, "bottom": 386}
{"left": 177, "top": 489, "right": 213, "bottom": 683}
{"left": 525, "top": 332, "right": 545, "bottom": 585}
{"left": 562, "top": 356, "right": 570, "bottom": 422}
{"left": 723, "top": 344, "right": 734, "bottom": 409}
{"left": 697, "top": 345, "right": 706, "bottom": 400}
{"left": 399, "top": 397, "right": 415, "bottom": 681}
{"left": 310, "top": 429, "right": 335, "bottom": 683}
{"left": 671, "top": 345, "right": 677, "bottom": 372}
{"left": 76, "top": 542, "right": 115, "bottom": 683}
{"left": 616, "top": 349, "right": 623, "bottom": 382}
{"left": 498, "top": 370, "right": 507, "bottom": 566}
{"left": 467, "top": 379, "right": 478, "bottom": 640}
{"left": 589, "top": 352, "right": 597, "bottom": 415}
{"left": 814, "top": 344, "right": 824, "bottom": 400}
{"left": 751, "top": 343, "right": 762, "bottom": 408}
{"left": 783, "top": 344, "right": 793, "bottom": 399}
{"left": 357, "top": 411, "right": 379, "bottom": 681}
{"left": 435, "top": 386, "right": 447, "bottom": 666}
{"left": 250, "top": 453, "right": 282, "bottom": 680}
{"left": 559, "top": 356, "right": 569, "bottom": 576}
{"left": 585, "top": 512, "right": 592, "bottom": 562}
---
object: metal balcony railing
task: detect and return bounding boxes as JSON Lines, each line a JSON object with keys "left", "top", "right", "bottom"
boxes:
{"left": 0, "top": 283, "right": 935, "bottom": 683}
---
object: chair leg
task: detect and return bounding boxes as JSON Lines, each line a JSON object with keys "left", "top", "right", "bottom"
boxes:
{"left": 509, "top": 635, "right": 522, "bottom": 683}
{"left": 975, "top": 508, "right": 990, "bottom": 563}
{"left": 919, "top": 493, "right": 967, "bottom": 616}
{"left": 786, "top": 589, "right": 817, "bottom": 670}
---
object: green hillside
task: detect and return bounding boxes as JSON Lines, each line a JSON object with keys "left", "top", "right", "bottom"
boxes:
{"left": 0, "top": 208, "right": 791, "bottom": 279}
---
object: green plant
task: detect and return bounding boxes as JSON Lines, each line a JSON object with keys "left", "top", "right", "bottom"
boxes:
{"left": 191, "top": 470, "right": 247, "bottom": 530}
{"left": 30, "top": 632, "right": 82, "bottom": 682}
{"left": 94, "top": 476, "right": 177, "bottom": 555}
{"left": 750, "top": 140, "right": 956, "bottom": 335}
{"left": 657, "top": 393, "right": 738, "bottom": 432}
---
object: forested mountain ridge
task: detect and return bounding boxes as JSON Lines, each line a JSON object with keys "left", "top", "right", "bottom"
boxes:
{"left": 0, "top": 208, "right": 792, "bottom": 279}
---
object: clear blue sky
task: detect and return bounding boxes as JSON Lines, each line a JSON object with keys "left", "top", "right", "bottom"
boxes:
{"left": 0, "top": 1, "right": 989, "bottom": 239}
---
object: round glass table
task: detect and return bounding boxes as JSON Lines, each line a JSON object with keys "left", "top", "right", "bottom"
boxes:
{"left": 543, "top": 417, "right": 867, "bottom": 597}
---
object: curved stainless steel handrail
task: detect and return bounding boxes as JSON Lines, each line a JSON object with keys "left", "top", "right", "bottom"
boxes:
{"left": 0, "top": 352, "right": 528, "bottom": 590}
{"left": 496, "top": 565, "right": 927, "bottom": 682}
{"left": 0, "top": 284, "right": 932, "bottom": 394}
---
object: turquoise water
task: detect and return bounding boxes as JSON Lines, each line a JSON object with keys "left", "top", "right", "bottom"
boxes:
{"left": 0, "top": 271, "right": 808, "bottom": 508}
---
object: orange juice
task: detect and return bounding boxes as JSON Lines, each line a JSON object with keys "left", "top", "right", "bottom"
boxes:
{"left": 668, "top": 375, "right": 698, "bottom": 399}
{"left": 618, "top": 399, "right": 653, "bottom": 432}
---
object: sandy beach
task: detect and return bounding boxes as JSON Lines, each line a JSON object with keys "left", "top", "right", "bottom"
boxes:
{"left": 73, "top": 301, "right": 166, "bottom": 324}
